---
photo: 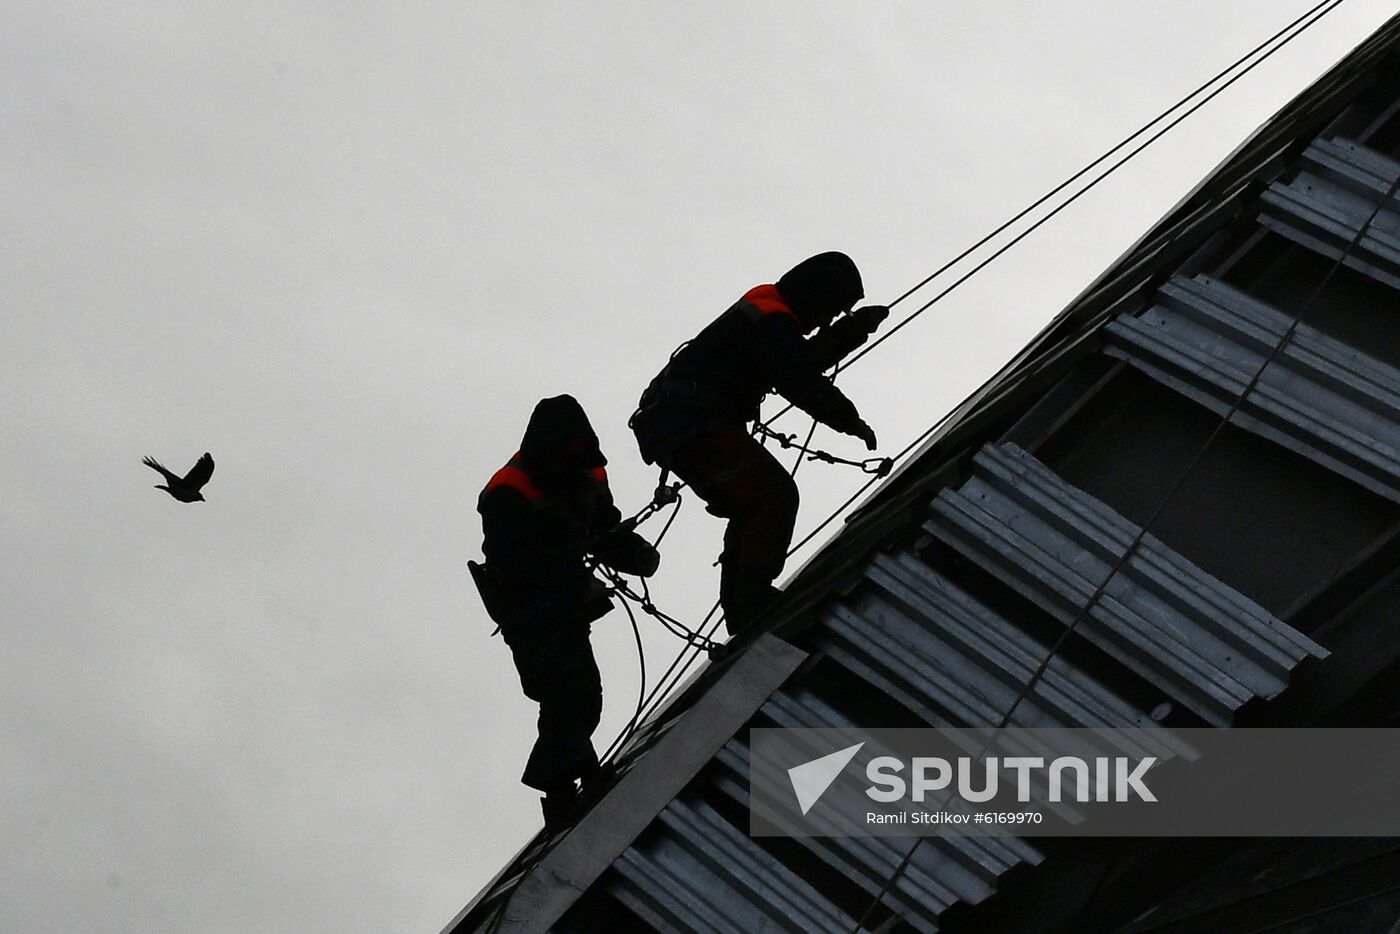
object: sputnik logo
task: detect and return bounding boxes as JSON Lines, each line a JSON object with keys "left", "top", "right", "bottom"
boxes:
{"left": 787, "top": 742, "right": 864, "bottom": 815}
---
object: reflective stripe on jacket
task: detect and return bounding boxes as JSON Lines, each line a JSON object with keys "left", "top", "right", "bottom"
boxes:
{"left": 632, "top": 284, "right": 863, "bottom": 463}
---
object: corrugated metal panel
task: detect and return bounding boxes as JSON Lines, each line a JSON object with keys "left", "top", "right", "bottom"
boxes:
{"left": 756, "top": 689, "right": 1042, "bottom": 927}
{"left": 609, "top": 793, "right": 855, "bottom": 933}
{"left": 815, "top": 550, "right": 1198, "bottom": 765}
{"left": 603, "top": 684, "right": 1043, "bottom": 934}
{"left": 713, "top": 740, "right": 944, "bottom": 934}
{"left": 1258, "top": 136, "right": 1400, "bottom": 288}
{"left": 791, "top": 539, "right": 1203, "bottom": 901}
{"left": 1103, "top": 274, "right": 1400, "bottom": 503}
{"left": 924, "top": 443, "right": 1328, "bottom": 726}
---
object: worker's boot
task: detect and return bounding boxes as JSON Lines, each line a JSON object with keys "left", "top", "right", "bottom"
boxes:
{"left": 541, "top": 782, "right": 580, "bottom": 833}
{"left": 721, "top": 574, "right": 783, "bottom": 636}
{"left": 577, "top": 748, "right": 606, "bottom": 791}
{"left": 579, "top": 761, "right": 618, "bottom": 803}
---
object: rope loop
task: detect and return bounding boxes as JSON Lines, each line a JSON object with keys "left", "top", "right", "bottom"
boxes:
{"left": 753, "top": 423, "right": 883, "bottom": 473}
{"left": 864, "top": 457, "right": 895, "bottom": 477}
{"left": 596, "top": 565, "right": 726, "bottom": 655}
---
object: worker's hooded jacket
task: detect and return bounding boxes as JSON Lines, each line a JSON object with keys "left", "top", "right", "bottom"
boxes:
{"left": 632, "top": 252, "right": 877, "bottom": 463}
{"left": 478, "top": 395, "right": 657, "bottom": 626}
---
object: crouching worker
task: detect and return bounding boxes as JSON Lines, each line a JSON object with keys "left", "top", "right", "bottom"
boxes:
{"left": 474, "top": 394, "right": 660, "bottom": 832}
{"left": 630, "top": 251, "right": 887, "bottom": 634}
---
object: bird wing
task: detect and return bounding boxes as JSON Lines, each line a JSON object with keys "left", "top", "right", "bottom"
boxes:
{"left": 184, "top": 452, "right": 215, "bottom": 490}
{"left": 142, "top": 456, "right": 180, "bottom": 485}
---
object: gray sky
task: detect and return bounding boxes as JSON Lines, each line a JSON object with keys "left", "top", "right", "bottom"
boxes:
{"left": 4, "top": 2, "right": 1396, "bottom": 932}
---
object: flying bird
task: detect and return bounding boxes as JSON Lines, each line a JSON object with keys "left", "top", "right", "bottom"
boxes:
{"left": 142, "top": 452, "right": 215, "bottom": 502}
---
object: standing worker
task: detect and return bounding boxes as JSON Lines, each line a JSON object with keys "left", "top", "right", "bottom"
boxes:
{"left": 630, "top": 251, "right": 888, "bottom": 633}
{"left": 475, "top": 394, "right": 660, "bottom": 831}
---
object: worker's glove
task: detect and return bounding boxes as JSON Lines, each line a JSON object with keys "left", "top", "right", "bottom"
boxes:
{"left": 849, "top": 419, "right": 878, "bottom": 451}
{"left": 592, "top": 531, "right": 661, "bottom": 578}
{"left": 631, "top": 540, "right": 661, "bottom": 578}
{"left": 850, "top": 305, "right": 890, "bottom": 337}
{"left": 577, "top": 577, "right": 615, "bottom": 625}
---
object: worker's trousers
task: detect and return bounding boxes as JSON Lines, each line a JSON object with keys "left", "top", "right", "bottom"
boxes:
{"left": 657, "top": 423, "right": 800, "bottom": 621}
{"left": 500, "top": 617, "right": 603, "bottom": 792}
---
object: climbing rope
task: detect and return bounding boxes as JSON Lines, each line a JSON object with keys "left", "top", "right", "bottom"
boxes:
{"left": 761, "top": 0, "right": 1347, "bottom": 433}
{"left": 610, "top": 574, "right": 647, "bottom": 763}
{"left": 754, "top": 423, "right": 893, "bottom": 477}
{"left": 601, "top": 567, "right": 724, "bottom": 655}
{"left": 610, "top": 476, "right": 683, "bottom": 540}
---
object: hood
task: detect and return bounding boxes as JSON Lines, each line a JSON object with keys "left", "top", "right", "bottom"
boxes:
{"left": 776, "top": 251, "right": 864, "bottom": 331}
{"left": 519, "top": 394, "right": 606, "bottom": 474}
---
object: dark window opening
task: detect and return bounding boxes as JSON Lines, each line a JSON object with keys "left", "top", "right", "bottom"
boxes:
{"left": 1036, "top": 366, "right": 1400, "bottom": 621}
{"left": 773, "top": 658, "right": 929, "bottom": 731}
{"left": 1363, "top": 102, "right": 1400, "bottom": 159}
{"left": 1334, "top": 51, "right": 1400, "bottom": 158}
{"left": 555, "top": 881, "right": 656, "bottom": 934}
{"left": 1344, "top": 56, "right": 1400, "bottom": 156}
{"left": 1215, "top": 229, "right": 1400, "bottom": 370}
{"left": 1322, "top": 648, "right": 1400, "bottom": 727}
{"left": 681, "top": 765, "right": 890, "bottom": 926}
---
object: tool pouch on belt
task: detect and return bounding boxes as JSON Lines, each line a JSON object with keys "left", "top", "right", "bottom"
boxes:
{"left": 629, "top": 378, "right": 711, "bottom": 464}
{"left": 576, "top": 578, "right": 615, "bottom": 626}
{"left": 468, "top": 559, "right": 509, "bottom": 624}
{"left": 470, "top": 559, "right": 613, "bottom": 629}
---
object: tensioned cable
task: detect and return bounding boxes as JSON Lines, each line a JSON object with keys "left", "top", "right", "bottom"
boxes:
{"left": 616, "top": 0, "right": 1338, "bottom": 507}
{"left": 849, "top": 57, "right": 1397, "bottom": 934}
{"left": 758, "top": 0, "right": 1355, "bottom": 679}
{"left": 607, "top": 0, "right": 1347, "bottom": 751}
{"left": 614, "top": 576, "right": 648, "bottom": 757}
{"left": 624, "top": 0, "right": 1336, "bottom": 536}
{"left": 764, "top": 0, "right": 1338, "bottom": 442}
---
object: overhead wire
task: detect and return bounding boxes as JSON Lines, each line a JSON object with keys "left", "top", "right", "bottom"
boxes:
{"left": 764, "top": 0, "right": 1341, "bottom": 432}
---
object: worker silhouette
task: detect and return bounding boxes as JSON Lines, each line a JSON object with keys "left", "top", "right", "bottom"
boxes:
{"left": 475, "top": 395, "right": 660, "bottom": 831}
{"left": 630, "top": 251, "right": 887, "bottom": 633}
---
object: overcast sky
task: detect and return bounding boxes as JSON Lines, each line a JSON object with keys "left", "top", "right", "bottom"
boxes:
{"left": 4, "top": 2, "right": 1397, "bottom": 932}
